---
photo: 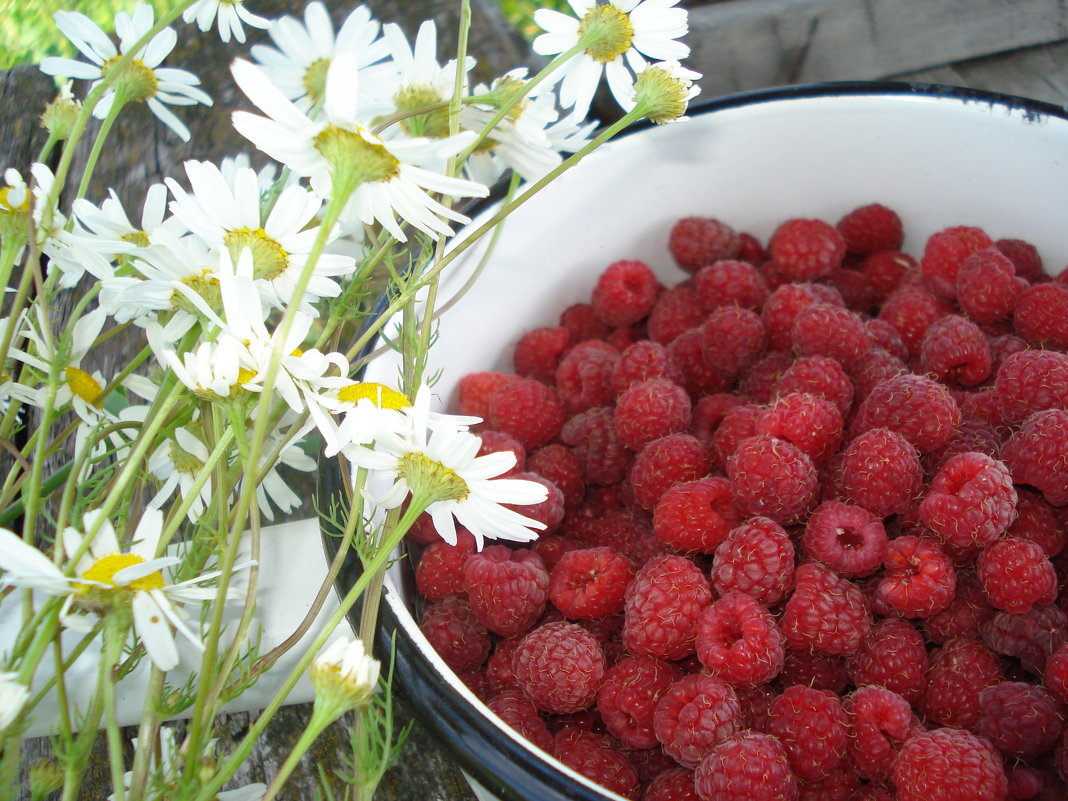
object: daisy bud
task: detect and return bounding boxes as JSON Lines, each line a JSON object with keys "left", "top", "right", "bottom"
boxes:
{"left": 631, "top": 61, "right": 702, "bottom": 125}
{"left": 29, "top": 759, "right": 64, "bottom": 801}
{"left": 40, "top": 82, "right": 81, "bottom": 141}
{"left": 0, "top": 168, "right": 30, "bottom": 244}
{"left": 0, "top": 671, "right": 29, "bottom": 732}
{"left": 310, "top": 638, "right": 381, "bottom": 719}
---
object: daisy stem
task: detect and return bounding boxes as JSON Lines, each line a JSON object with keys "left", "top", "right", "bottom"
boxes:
{"left": 259, "top": 706, "right": 337, "bottom": 801}
{"left": 21, "top": 366, "right": 60, "bottom": 551}
{"left": 356, "top": 504, "right": 401, "bottom": 658}
{"left": 127, "top": 666, "right": 165, "bottom": 801}
{"left": 102, "top": 618, "right": 129, "bottom": 801}
{"left": 36, "top": 131, "right": 60, "bottom": 166}
{"left": 74, "top": 94, "right": 130, "bottom": 203}
{"left": 156, "top": 426, "right": 236, "bottom": 553}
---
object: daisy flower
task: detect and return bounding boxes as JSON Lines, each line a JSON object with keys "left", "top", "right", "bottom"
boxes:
{"left": 619, "top": 59, "right": 701, "bottom": 124}
{"left": 183, "top": 0, "right": 270, "bottom": 44}
{"left": 39, "top": 4, "right": 212, "bottom": 142}
{"left": 0, "top": 672, "right": 29, "bottom": 733}
{"left": 147, "top": 425, "right": 214, "bottom": 522}
{"left": 310, "top": 637, "right": 380, "bottom": 716}
{"left": 533, "top": 0, "right": 690, "bottom": 118}
{"left": 11, "top": 306, "right": 108, "bottom": 412}
{"left": 147, "top": 324, "right": 249, "bottom": 402}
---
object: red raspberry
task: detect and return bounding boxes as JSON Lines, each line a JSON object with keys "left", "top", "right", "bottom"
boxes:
{"left": 559, "top": 302, "right": 612, "bottom": 343}
{"left": 419, "top": 596, "right": 491, "bottom": 672}
{"left": 836, "top": 203, "right": 904, "bottom": 255}
{"left": 552, "top": 728, "right": 640, "bottom": 800}
{"left": 696, "top": 591, "right": 785, "bottom": 687}
{"left": 642, "top": 768, "right": 700, "bottom": 801}
{"left": 763, "top": 283, "right": 824, "bottom": 351}
{"left": 802, "top": 500, "right": 887, "bottom": 578}
{"left": 921, "top": 420, "right": 1002, "bottom": 479}
{"left": 921, "top": 637, "right": 1004, "bottom": 730}
{"left": 1002, "top": 409, "right": 1068, "bottom": 506}
{"left": 614, "top": 379, "right": 692, "bottom": 451}
{"left": 773, "top": 355, "right": 854, "bottom": 416}
{"left": 1014, "top": 282, "right": 1068, "bottom": 349}
{"left": 513, "top": 326, "right": 571, "bottom": 384}
{"left": 622, "top": 554, "right": 711, "bottom": 661}
{"left": 628, "top": 433, "right": 712, "bottom": 511}
{"left": 648, "top": 285, "right": 706, "bottom": 345}
{"left": 463, "top": 545, "right": 549, "bottom": 636}
{"left": 459, "top": 371, "right": 516, "bottom": 419}
{"left": 652, "top": 476, "right": 742, "bottom": 554}
{"left": 982, "top": 604, "right": 1068, "bottom": 675}
{"left": 739, "top": 351, "right": 794, "bottom": 404}
{"left": 920, "top": 452, "right": 1017, "bottom": 549}
{"left": 851, "top": 373, "right": 961, "bottom": 454}
{"left": 711, "top": 516, "right": 795, "bottom": 607}
{"left": 504, "top": 471, "right": 565, "bottom": 534}
{"left": 700, "top": 305, "right": 767, "bottom": 376}
{"left": 476, "top": 429, "right": 526, "bottom": 477}
{"left": 555, "top": 340, "right": 620, "bottom": 413}
{"left": 627, "top": 749, "right": 679, "bottom": 786}
{"left": 1046, "top": 643, "right": 1068, "bottom": 704}
{"left": 1004, "top": 765, "right": 1051, "bottom": 800}
{"left": 612, "top": 340, "right": 684, "bottom": 392}
{"left": 487, "top": 689, "right": 554, "bottom": 753}
{"left": 654, "top": 674, "right": 741, "bottom": 768}
{"left": 849, "top": 617, "right": 929, "bottom": 705}
{"left": 769, "top": 218, "right": 847, "bottom": 280}
{"left": 828, "top": 264, "right": 878, "bottom": 314}
{"left": 994, "top": 349, "right": 1068, "bottom": 425}
{"left": 847, "top": 346, "right": 910, "bottom": 404}
{"left": 878, "top": 282, "right": 950, "bottom": 353}
{"left": 781, "top": 562, "right": 871, "bottom": 656}
{"left": 527, "top": 444, "right": 584, "bottom": 509}
{"left": 669, "top": 217, "right": 741, "bottom": 272}
{"left": 919, "top": 314, "right": 992, "bottom": 386}
{"left": 586, "top": 509, "right": 663, "bottom": 566}
{"left": 795, "top": 758, "right": 861, "bottom": 801}
{"left": 596, "top": 655, "right": 679, "bottom": 749}
{"left": 694, "top": 731, "right": 799, "bottom": 801}
{"left": 921, "top": 225, "right": 995, "bottom": 299}
{"left": 977, "top": 537, "right": 1057, "bottom": 614}
{"left": 791, "top": 303, "right": 872, "bottom": 364}
{"left": 511, "top": 621, "right": 606, "bottom": 714}
{"left": 487, "top": 378, "right": 566, "bottom": 449}
{"left": 956, "top": 247, "right": 1021, "bottom": 324}
{"left": 978, "top": 681, "right": 1063, "bottom": 760}
{"left": 866, "top": 318, "right": 909, "bottom": 361}
{"left": 694, "top": 259, "right": 768, "bottom": 310}
{"left": 996, "top": 237, "right": 1043, "bottom": 281}
{"left": 860, "top": 249, "right": 917, "bottom": 302}
{"left": 485, "top": 636, "right": 523, "bottom": 694}
{"left": 893, "top": 728, "right": 1007, "bottom": 801}
{"left": 667, "top": 328, "right": 732, "bottom": 398}
{"left": 591, "top": 259, "right": 660, "bottom": 327}
{"left": 876, "top": 535, "right": 957, "bottom": 618}
{"left": 768, "top": 685, "right": 849, "bottom": 782}
{"left": 709, "top": 403, "right": 763, "bottom": 471}
{"left": 840, "top": 428, "right": 923, "bottom": 517}
{"left": 548, "top": 546, "right": 634, "bottom": 620}
{"left": 737, "top": 231, "right": 766, "bottom": 263}
{"left": 778, "top": 649, "right": 849, "bottom": 695}
{"left": 726, "top": 434, "right": 818, "bottom": 525}
{"left": 1008, "top": 488, "right": 1064, "bottom": 557}
{"left": 560, "top": 406, "right": 632, "bottom": 485}
{"left": 844, "top": 685, "right": 914, "bottom": 781}
{"left": 415, "top": 528, "right": 477, "bottom": 602}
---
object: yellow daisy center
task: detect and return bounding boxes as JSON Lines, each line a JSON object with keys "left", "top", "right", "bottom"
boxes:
{"left": 79, "top": 553, "right": 165, "bottom": 592}
{"left": 121, "top": 230, "right": 150, "bottom": 247}
{"left": 336, "top": 381, "right": 409, "bottom": 409}
{"left": 578, "top": 3, "right": 635, "bottom": 63}
{"left": 170, "top": 271, "right": 222, "bottom": 316}
{"left": 393, "top": 85, "right": 451, "bottom": 139}
{"left": 65, "top": 366, "right": 103, "bottom": 404}
{"left": 224, "top": 227, "right": 290, "bottom": 282}
{"left": 303, "top": 58, "right": 330, "bottom": 105}
{"left": 100, "top": 56, "right": 159, "bottom": 103}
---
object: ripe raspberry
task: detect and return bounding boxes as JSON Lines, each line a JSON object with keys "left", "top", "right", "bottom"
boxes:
{"left": 836, "top": 203, "right": 904, "bottom": 255}
{"left": 694, "top": 731, "right": 799, "bottom": 801}
{"left": 552, "top": 728, "right": 640, "bottom": 800}
{"left": 996, "top": 237, "right": 1043, "bottom": 281}
{"left": 851, "top": 373, "right": 961, "bottom": 454}
{"left": 921, "top": 637, "right": 1004, "bottom": 730}
{"left": 596, "top": 655, "right": 679, "bottom": 749}
{"left": 560, "top": 407, "right": 632, "bottom": 485}
{"left": 921, "top": 224, "right": 995, "bottom": 299}
{"left": 1008, "top": 488, "right": 1064, "bottom": 557}
{"left": 1014, "top": 282, "right": 1068, "bottom": 350}
{"left": 696, "top": 591, "right": 785, "bottom": 687}
{"left": 791, "top": 303, "right": 872, "bottom": 364}
{"left": 844, "top": 685, "right": 914, "bottom": 781}
{"left": 1046, "top": 643, "right": 1068, "bottom": 704}
{"left": 627, "top": 749, "right": 679, "bottom": 786}
{"left": 739, "top": 351, "right": 794, "bottom": 404}
{"left": 669, "top": 217, "right": 741, "bottom": 272}
{"left": 778, "top": 649, "right": 849, "bottom": 695}
{"left": 648, "top": 285, "right": 707, "bottom": 345}
{"left": 459, "top": 371, "right": 516, "bottom": 419}
{"left": 919, "top": 452, "right": 1017, "bottom": 549}
{"left": 982, "top": 604, "right": 1068, "bottom": 675}
{"left": 737, "top": 231, "right": 767, "bottom": 263}
{"left": 866, "top": 318, "right": 909, "bottom": 361}
{"left": 419, "top": 596, "right": 491, "bottom": 672}
{"left": 612, "top": 340, "right": 684, "bottom": 392}
{"left": 487, "top": 689, "right": 554, "bottom": 753}
{"left": 956, "top": 247, "right": 1020, "bottom": 324}
{"left": 848, "top": 347, "right": 910, "bottom": 406}
{"left": 893, "top": 728, "right": 1007, "bottom": 801}
{"left": 642, "top": 768, "right": 700, "bottom": 801}
{"left": 919, "top": 314, "right": 992, "bottom": 386}
{"left": 773, "top": 355, "right": 854, "bottom": 416}
{"left": 769, "top": 685, "right": 849, "bottom": 781}
{"left": 921, "top": 420, "right": 1002, "bottom": 480}
{"left": 977, "top": 537, "right": 1057, "bottom": 614}
{"left": 840, "top": 428, "right": 922, "bottom": 517}
{"left": 667, "top": 328, "right": 732, "bottom": 398}
{"left": 654, "top": 674, "right": 741, "bottom": 768}
{"left": 828, "top": 264, "right": 878, "bottom": 314}
{"left": 415, "top": 528, "right": 477, "bottom": 602}
{"left": 763, "top": 283, "right": 824, "bottom": 351}
{"left": 1002, "top": 409, "right": 1068, "bottom": 506}
{"left": 585, "top": 509, "right": 663, "bottom": 566}
{"left": 994, "top": 349, "right": 1068, "bottom": 425}
{"left": 503, "top": 471, "right": 565, "bottom": 534}
{"left": 548, "top": 546, "right": 634, "bottom": 620}
{"left": 878, "top": 282, "right": 950, "bottom": 353}
{"left": 795, "top": 758, "right": 861, "bottom": 801}
{"left": 860, "top": 249, "right": 917, "bottom": 302}
{"left": 511, "top": 621, "right": 606, "bottom": 714}
{"left": 614, "top": 379, "right": 692, "bottom": 451}
{"left": 711, "top": 516, "right": 795, "bottom": 607}
{"left": 555, "top": 340, "right": 620, "bottom": 413}
{"left": 769, "top": 218, "right": 847, "bottom": 280}
{"left": 700, "top": 305, "right": 767, "bottom": 376}
{"left": 849, "top": 617, "right": 929, "bottom": 705}
{"left": 463, "top": 546, "right": 549, "bottom": 636}
{"left": 487, "top": 378, "right": 566, "bottom": 449}
{"left": 622, "top": 554, "right": 712, "bottom": 661}
{"left": 591, "top": 259, "right": 660, "bottom": 327}
{"left": 709, "top": 403, "right": 763, "bottom": 471}
{"left": 476, "top": 429, "right": 526, "bottom": 477}
{"left": 978, "top": 681, "right": 1063, "bottom": 760}
{"left": 628, "top": 433, "right": 712, "bottom": 511}
{"left": 559, "top": 302, "right": 612, "bottom": 344}
{"left": 802, "top": 500, "right": 887, "bottom": 578}
{"left": 876, "top": 535, "right": 957, "bottom": 618}
{"left": 781, "top": 562, "right": 871, "bottom": 656}
{"left": 513, "top": 326, "right": 571, "bottom": 384}
{"left": 653, "top": 476, "right": 742, "bottom": 554}
{"left": 526, "top": 444, "right": 584, "bottom": 510}
{"left": 484, "top": 636, "right": 523, "bottom": 694}
{"left": 726, "top": 434, "right": 818, "bottom": 525}
{"left": 694, "top": 259, "right": 769, "bottom": 310}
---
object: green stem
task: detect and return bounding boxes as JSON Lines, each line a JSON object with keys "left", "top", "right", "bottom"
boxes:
{"left": 127, "top": 667, "right": 166, "bottom": 801}
{"left": 156, "top": 426, "right": 235, "bottom": 553}
{"left": 102, "top": 619, "right": 129, "bottom": 801}
{"left": 74, "top": 93, "right": 129, "bottom": 206}
{"left": 259, "top": 707, "right": 337, "bottom": 801}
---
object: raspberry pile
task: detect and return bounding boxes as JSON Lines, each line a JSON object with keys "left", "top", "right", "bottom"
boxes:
{"left": 417, "top": 205, "right": 1068, "bottom": 800}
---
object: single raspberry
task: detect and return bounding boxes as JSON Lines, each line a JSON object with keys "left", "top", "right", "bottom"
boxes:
{"left": 773, "top": 355, "right": 854, "bottom": 416}
{"left": 726, "top": 434, "right": 818, "bottom": 525}
{"left": 622, "top": 554, "right": 712, "bottom": 661}
{"left": 667, "top": 328, "right": 732, "bottom": 398}
{"left": 777, "top": 649, "right": 849, "bottom": 695}
{"left": 591, "top": 259, "right": 660, "bottom": 327}
{"left": 866, "top": 318, "right": 910, "bottom": 361}
{"left": 552, "top": 728, "right": 640, "bottom": 800}
{"left": 878, "top": 282, "right": 950, "bottom": 353}
{"left": 769, "top": 218, "right": 847, "bottom": 280}
{"left": 415, "top": 528, "right": 477, "bottom": 602}
{"left": 1002, "top": 409, "right": 1068, "bottom": 506}
{"left": 921, "top": 225, "right": 995, "bottom": 299}
{"left": 511, "top": 621, "right": 606, "bottom": 714}
{"left": 458, "top": 371, "right": 517, "bottom": 419}
{"left": 559, "top": 302, "right": 612, "bottom": 344}
{"left": 755, "top": 392, "right": 845, "bottom": 468}
{"left": 827, "top": 265, "right": 878, "bottom": 314}
{"left": 628, "top": 433, "right": 712, "bottom": 511}
{"left": 463, "top": 545, "right": 549, "bottom": 636}
{"left": 548, "top": 546, "right": 634, "bottom": 620}
{"left": 956, "top": 247, "right": 1021, "bottom": 324}
{"left": 921, "top": 420, "right": 1002, "bottom": 480}
{"left": 487, "top": 378, "right": 566, "bottom": 449}
{"left": 795, "top": 758, "right": 861, "bottom": 801}
{"left": 919, "top": 451, "right": 1017, "bottom": 550}
{"left": 922, "top": 570, "right": 994, "bottom": 645}
{"left": 1003, "top": 765, "right": 1051, "bottom": 801}
{"left": 1014, "top": 282, "right": 1068, "bottom": 350}
{"left": 802, "top": 500, "right": 887, "bottom": 577}
{"left": 694, "top": 731, "right": 799, "bottom": 801}
{"left": 791, "top": 303, "right": 872, "bottom": 364}
{"left": 737, "top": 231, "right": 767, "bottom": 263}
{"left": 555, "top": 340, "right": 620, "bottom": 413}
{"left": 585, "top": 509, "right": 664, "bottom": 566}
{"left": 1008, "top": 488, "right": 1064, "bottom": 557}
{"left": 847, "top": 346, "right": 910, "bottom": 405}
{"left": 652, "top": 477, "right": 741, "bottom": 554}
{"left": 763, "top": 283, "right": 825, "bottom": 351}
{"left": 419, "top": 595, "right": 491, "bottom": 672}
{"left": 694, "top": 259, "right": 769, "bottom": 310}
{"left": 982, "top": 604, "right": 1068, "bottom": 676}
{"left": 977, "top": 537, "right": 1057, "bottom": 615}
{"left": 978, "top": 681, "right": 1063, "bottom": 760}
{"left": 526, "top": 444, "right": 584, "bottom": 509}
{"left": 709, "top": 403, "right": 763, "bottom": 471}
{"left": 892, "top": 728, "right": 1007, "bottom": 801}
{"left": 988, "top": 333, "right": 1030, "bottom": 372}
{"left": 614, "top": 379, "right": 692, "bottom": 451}
{"left": 850, "top": 617, "right": 928, "bottom": 705}
{"left": 860, "top": 249, "right": 917, "bottom": 302}
{"left": 696, "top": 591, "right": 785, "bottom": 687}
{"left": 1046, "top": 643, "right": 1068, "bottom": 704}
{"left": 836, "top": 203, "right": 904, "bottom": 255}
{"left": 513, "top": 326, "right": 571, "bottom": 384}
{"left": 876, "top": 535, "right": 957, "bottom": 618}
{"left": 768, "top": 685, "right": 849, "bottom": 781}
{"left": 649, "top": 285, "right": 707, "bottom": 345}
{"left": 781, "top": 562, "right": 871, "bottom": 656}
{"left": 612, "top": 340, "right": 685, "bottom": 392}
{"left": 994, "top": 349, "right": 1068, "bottom": 425}
{"left": 560, "top": 406, "right": 632, "bottom": 485}
{"left": 921, "top": 637, "right": 1004, "bottom": 730}
{"left": 739, "top": 351, "right": 795, "bottom": 404}
{"left": 596, "top": 655, "right": 679, "bottom": 750}
{"left": 642, "top": 767, "right": 700, "bottom": 801}
{"left": 851, "top": 373, "right": 961, "bottom": 454}
{"left": 487, "top": 689, "right": 554, "bottom": 752}
{"left": 627, "top": 748, "right": 678, "bottom": 786}
{"left": 654, "top": 674, "right": 741, "bottom": 768}
{"left": 700, "top": 305, "right": 767, "bottom": 376}
{"left": 919, "top": 314, "right": 992, "bottom": 387}
{"left": 669, "top": 217, "right": 741, "bottom": 272}
{"left": 711, "top": 516, "right": 795, "bottom": 607}
{"left": 840, "top": 428, "right": 923, "bottom": 517}
{"left": 485, "top": 636, "right": 523, "bottom": 694}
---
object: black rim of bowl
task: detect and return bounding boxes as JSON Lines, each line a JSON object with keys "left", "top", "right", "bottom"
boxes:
{"left": 319, "top": 80, "right": 1067, "bottom": 801}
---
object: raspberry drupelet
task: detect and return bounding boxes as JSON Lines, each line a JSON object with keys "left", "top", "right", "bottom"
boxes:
{"left": 596, "top": 655, "right": 680, "bottom": 750}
